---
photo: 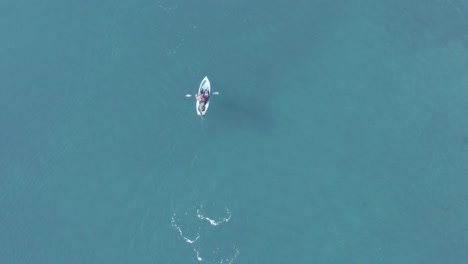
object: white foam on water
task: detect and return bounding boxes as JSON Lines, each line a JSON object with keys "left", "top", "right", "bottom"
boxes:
{"left": 214, "top": 245, "right": 239, "bottom": 264}
{"left": 193, "top": 249, "right": 203, "bottom": 261}
{"left": 171, "top": 215, "right": 200, "bottom": 244}
{"left": 196, "top": 206, "right": 232, "bottom": 226}
{"left": 191, "top": 246, "right": 239, "bottom": 264}
{"left": 172, "top": 205, "right": 239, "bottom": 263}
{"left": 158, "top": 0, "right": 178, "bottom": 11}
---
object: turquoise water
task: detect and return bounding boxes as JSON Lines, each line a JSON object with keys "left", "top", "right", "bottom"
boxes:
{"left": 1, "top": 0, "right": 468, "bottom": 263}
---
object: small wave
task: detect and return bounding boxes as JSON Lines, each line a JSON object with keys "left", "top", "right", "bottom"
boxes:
{"left": 218, "top": 246, "right": 240, "bottom": 264}
{"left": 197, "top": 206, "right": 231, "bottom": 226}
{"left": 172, "top": 205, "right": 239, "bottom": 263}
{"left": 171, "top": 215, "right": 200, "bottom": 244}
{"left": 158, "top": 0, "right": 178, "bottom": 11}
{"left": 193, "top": 249, "right": 203, "bottom": 261}
{"left": 191, "top": 245, "right": 239, "bottom": 264}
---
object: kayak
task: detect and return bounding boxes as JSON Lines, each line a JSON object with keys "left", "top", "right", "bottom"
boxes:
{"left": 196, "top": 76, "right": 211, "bottom": 116}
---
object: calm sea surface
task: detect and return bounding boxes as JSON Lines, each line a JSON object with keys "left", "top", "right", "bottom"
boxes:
{"left": 1, "top": 0, "right": 468, "bottom": 263}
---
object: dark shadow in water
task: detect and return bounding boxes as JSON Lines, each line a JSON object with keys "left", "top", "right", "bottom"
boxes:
{"left": 209, "top": 91, "right": 274, "bottom": 136}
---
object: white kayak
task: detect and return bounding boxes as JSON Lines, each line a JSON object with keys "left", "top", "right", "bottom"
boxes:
{"left": 196, "top": 76, "right": 211, "bottom": 116}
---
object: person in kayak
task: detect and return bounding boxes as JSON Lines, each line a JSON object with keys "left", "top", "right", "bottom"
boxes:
{"left": 203, "top": 90, "right": 210, "bottom": 99}
{"left": 196, "top": 91, "right": 209, "bottom": 103}
{"left": 195, "top": 94, "right": 204, "bottom": 102}
{"left": 196, "top": 92, "right": 207, "bottom": 113}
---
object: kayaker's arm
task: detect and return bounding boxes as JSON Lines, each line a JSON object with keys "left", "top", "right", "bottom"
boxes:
{"left": 185, "top": 92, "right": 219, "bottom": 98}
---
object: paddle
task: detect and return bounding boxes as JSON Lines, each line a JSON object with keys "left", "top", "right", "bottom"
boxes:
{"left": 185, "top": 92, "right": 219, "bottom": 98}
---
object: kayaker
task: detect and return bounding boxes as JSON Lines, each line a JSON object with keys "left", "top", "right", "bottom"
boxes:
{"left": 197, "top": 92, "right": 209, "bottom": 102}
{"left": 196, "top": 94, "right": 206, "bottom": 102}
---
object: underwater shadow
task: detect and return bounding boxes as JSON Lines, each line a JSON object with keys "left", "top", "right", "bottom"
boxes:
{"left": 210, "top": 92, "right": 274, "bottom": 135}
